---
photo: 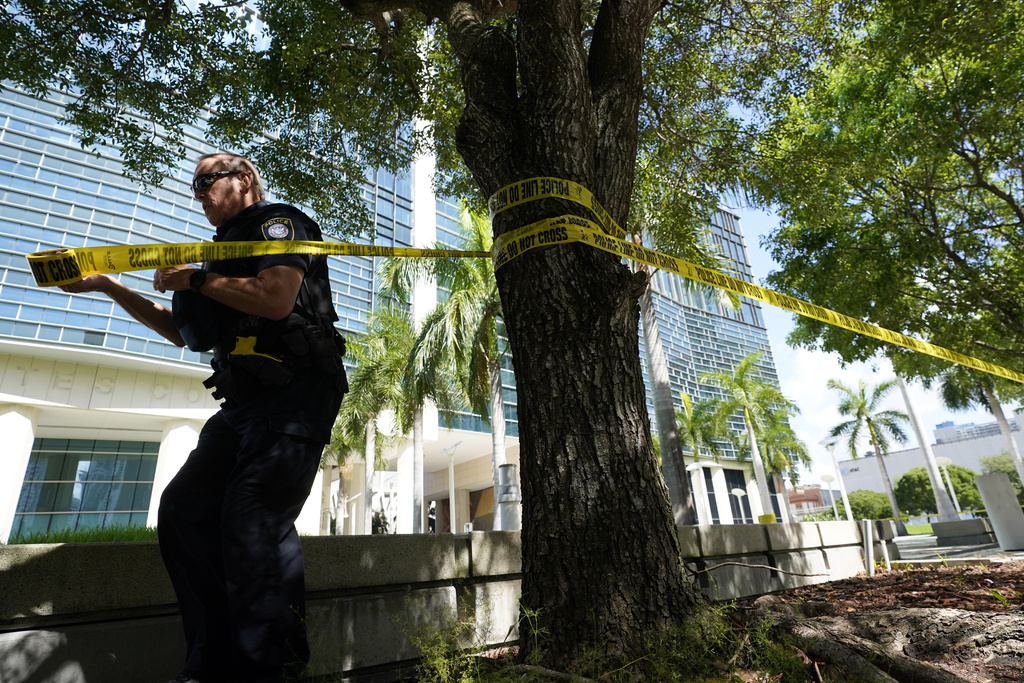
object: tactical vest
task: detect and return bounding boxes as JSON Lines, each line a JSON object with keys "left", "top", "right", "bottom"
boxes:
{"left": 173, "top": 201, "right": 346, "bottom": 401}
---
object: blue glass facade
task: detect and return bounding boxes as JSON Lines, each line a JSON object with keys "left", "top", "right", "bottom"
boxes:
{"left": 0, "top": 82, "right": 409, "bottom": 536}
{"left": 640, "top": 208, "right": 786, "bottom": 521}
{"left": 642, "top": 208, "right": 781, "bottom": 461}
{"left": 433, "top": 194, "right": 519, "bottom": 438}
{"left": 12, "top": 439, "right": 159, "bottom": 537}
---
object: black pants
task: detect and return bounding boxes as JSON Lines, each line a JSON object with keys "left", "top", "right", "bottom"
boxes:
{"left": 158, "top": 409, "right": 324, "bottom": 683}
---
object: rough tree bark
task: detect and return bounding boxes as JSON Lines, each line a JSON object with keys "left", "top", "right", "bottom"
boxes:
{"left": 437, "top": 0, "right": 705, "bottom": 671}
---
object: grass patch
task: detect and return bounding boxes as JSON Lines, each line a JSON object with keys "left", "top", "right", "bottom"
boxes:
{"left": 5, "top": 524, "right": 158, "bottom": 544}
{"left": 905, "top": 523, "right": 933, "bottom": 535}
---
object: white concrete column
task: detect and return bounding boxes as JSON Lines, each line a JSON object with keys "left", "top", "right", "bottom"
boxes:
{"left": 711, "top": 467, "right": 733, "bottom": 524}
{"left": 395, "top": 442, "right": 414, "bottom": 534}
{"left": 295, "top": 466, "right": 325, "bottom": 536}
{"left": 448, "top": 452, "right": 457, "bottom": 532}
{"left": 455, "top": 488, "right": 472, "bottom": 532}
{"left": 347, "top": 461, "right": 367, "bottom": 535}
{"left": 686, "top": 463, "right": 713, "bottom": 525}
{"left": 0, "top": 405, "right": 41, "bottom": 543}
{"left": 147, "top": 420, "right": 202, "bottom": 528}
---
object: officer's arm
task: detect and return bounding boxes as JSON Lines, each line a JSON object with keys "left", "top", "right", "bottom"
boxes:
{"left": 61, "top": 274, "right": 186, "bottom": 347}
{"left": 156, "top": 264, "right": 304, "bottom": 321}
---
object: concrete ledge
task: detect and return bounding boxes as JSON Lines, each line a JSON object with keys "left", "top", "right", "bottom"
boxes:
{"left": 699, "top": 524, "right": 768, "bottom": 556}
{"left": 678, "top": 526, "right": 701, "bottom": 558}
{"left": 773, "top": 549, "right": 828, "bottom": 590}
{"left": 824, "top": 546, "right": 866, "bottom": 581}
{"left": 699, "top": 554, "right": 774, "bottom": 599}
{"left": 817, "top": 521, "right": 861, "bottom": 546}
{"left": 0, "top": 523, "right": 871, "bottom": 682}
{"left": 307, "top": 586, "right": 455, "bottom": 675}
{"left": 303, "top": 533, "right": 471, "bottom": 591}
{"left": 874, "top": 520, "right": 898, "bottom": 541}
{"left": 933, "top": 519, "right": 996, "bottom": 547}
{"left": 766, "top": 523, "right": 822, "bottom": 551}
{"left": 0, "top": 543, "right": 176, "bottom": 626}
{"left": 469, "top": 531, "right": 521, "bottom": 576}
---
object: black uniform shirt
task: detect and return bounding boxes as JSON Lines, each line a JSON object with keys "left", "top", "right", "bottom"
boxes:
{"left": 203, "top": 200, "right": 344, "bottom": 443}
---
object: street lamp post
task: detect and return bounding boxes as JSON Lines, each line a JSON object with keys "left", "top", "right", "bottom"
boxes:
{"left": 441, "top": 441, "right": 462, "bottom": 533}
{"left": 731, "top": 487, "right": 748, "bottom": 524}
{"left": 827, "top": 442, "right": 855, "bottom": 522}
{"left": 821, "top": 474, "right": 840, "bottom": 520}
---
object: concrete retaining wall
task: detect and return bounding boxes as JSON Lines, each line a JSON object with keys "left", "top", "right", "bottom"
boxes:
{"left": 680, "top": 520, "right": 891, "bottom": 600}
{"left": 0, "top": 522, "right": 881, "bottom": 682}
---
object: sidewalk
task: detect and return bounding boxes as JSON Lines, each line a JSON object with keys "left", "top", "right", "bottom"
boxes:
{"left": 894, "top": 534, "right": 1024, "bottom": 563}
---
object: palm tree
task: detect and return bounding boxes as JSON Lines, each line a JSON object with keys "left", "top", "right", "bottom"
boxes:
{"left": 827, "top": 378, "right": 909, "bottom": 533}
{"left": 700, "top": 351, "right": 794, "bottom": 520}
{"left": 739, "top": 407, "right": 811, "bottom": 522}
{"left": 675, "top": 392, "right": 725, "bottom": 463}
{"left": 932, "top": 366, "right": 1024, "bottom": 490}
{"left": 671, "top": 392, "right": 725, "bottom": 525}
{"left": 895, "top": 375, "right": 958, "bottom": 522}
{"left": 330, "top": 305, "right": 458, "bottom": 533}
{"left": 378, "top": 205, "right": 510, "bottom": 524}
{"left": 331, "top": 307, "right": 411, "bottom": 534}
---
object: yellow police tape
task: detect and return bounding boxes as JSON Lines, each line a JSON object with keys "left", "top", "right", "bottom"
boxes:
{"left": 26, "top": 241, "right": 490, "bottom": 288}
{"left": 25, "top": 176, "right": 1023, "bottom": 384}
{"left": 488, "top": 177, "right": 1024, "bottom": 385}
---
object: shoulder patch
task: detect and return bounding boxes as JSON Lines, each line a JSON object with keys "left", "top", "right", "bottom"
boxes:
{"left": 261, "top": 217, "right": 294, "bottom": 240}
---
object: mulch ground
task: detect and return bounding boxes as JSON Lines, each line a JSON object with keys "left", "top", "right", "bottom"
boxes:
{"left": 756, "top": 560, "right": 1024, "bottom": 614}
{"left": 730, "top": 560, "right": 1024, "bottom": 682}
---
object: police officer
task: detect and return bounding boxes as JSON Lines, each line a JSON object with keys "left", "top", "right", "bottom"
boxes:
{"left": 61, "top": 153, "right": 347, "bottom": 683}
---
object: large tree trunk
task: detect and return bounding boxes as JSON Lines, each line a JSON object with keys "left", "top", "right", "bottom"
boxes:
{"left": 444, "top": 0, "right": 703, "bottom": 671}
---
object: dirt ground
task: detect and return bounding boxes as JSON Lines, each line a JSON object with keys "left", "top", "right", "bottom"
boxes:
{"left": 758, "top": 561, "right": 1024, "bottom": 614}
{"left": 737, "top": 560, "right": 1024, "bottom": 682}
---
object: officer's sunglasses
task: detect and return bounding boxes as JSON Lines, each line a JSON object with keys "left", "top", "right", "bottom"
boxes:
{"left": 191, "top": 170, "right": 242, "bottom": 195}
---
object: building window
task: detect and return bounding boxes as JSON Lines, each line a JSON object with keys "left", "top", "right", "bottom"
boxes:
{"left": 724, "top": 469, "right": 753, "bottom": 523}
{"left": 10, "top": 438, "right": 159, "bottom": 539}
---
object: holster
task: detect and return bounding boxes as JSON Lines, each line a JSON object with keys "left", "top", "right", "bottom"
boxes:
{"left": 202, "top": 354, "right": 294, "bottom": 401}
{"left": 280, "top": 315, "right": 346, "bottom": 373}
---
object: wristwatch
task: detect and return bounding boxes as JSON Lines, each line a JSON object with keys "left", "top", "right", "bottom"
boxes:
{"left": 189, "top": 269, "right": 207, "bottom": 293}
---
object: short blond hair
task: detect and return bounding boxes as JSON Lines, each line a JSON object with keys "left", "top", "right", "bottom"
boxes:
{"left": 198, "top": 152, "right": 265, "bottom": 199}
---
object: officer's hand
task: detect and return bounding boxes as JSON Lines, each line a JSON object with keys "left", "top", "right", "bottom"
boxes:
{"left": 154, "top": 266, "right": 196, "bottom": 293}
{"left": 60, "top": 274, "right": 113, "bottom": 294}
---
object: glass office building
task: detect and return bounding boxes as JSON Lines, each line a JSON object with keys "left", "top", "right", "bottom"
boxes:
{"left": 0, "top": 81, "right": 780, "bottom": 540}
{"left": 0, "top": 82, "right": 523, "bottom": 540}
{"left": 641, "top": 209, "right": 786, "bottom": 524}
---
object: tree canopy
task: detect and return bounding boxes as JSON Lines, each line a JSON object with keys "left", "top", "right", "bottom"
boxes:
{"left": 754, "top": 0, "right": 1024, "bottom": 381}
{"left": 838, "top": 489, "right": 893, "bottom": 522}
{"left": 895, "top": 465, "right": 981, "bottom": 516}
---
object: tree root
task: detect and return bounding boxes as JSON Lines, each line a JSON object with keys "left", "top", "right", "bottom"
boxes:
{"left": 783, "top": 618, "right": 970, "bottom": 683}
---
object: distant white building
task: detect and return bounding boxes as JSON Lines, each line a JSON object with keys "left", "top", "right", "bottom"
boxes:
{"left": 838, "top": 408, "right": 1024, "bottom": 500}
